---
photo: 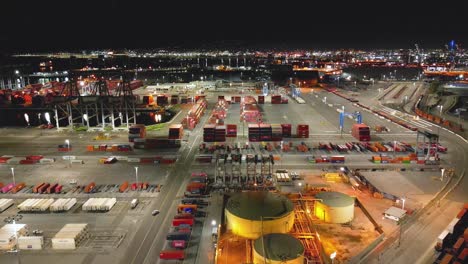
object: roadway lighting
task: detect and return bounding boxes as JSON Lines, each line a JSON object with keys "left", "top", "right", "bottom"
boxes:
{"left": 24, "top": 113, "right": 30, "bottom": 126}
{"left": 83, "top": 114, "right": 89, "bottom": 122}
{"left": 11, "top": 167, "right": 15, "bottom": 186}
{"left": 330, "top": 252, "right": 337, "bottom": 264}
{"left": 135, "top": 167, "right": 139, "bottom": 191}
{"left": 211, "top": 220, "right": 216, "bottom": 226}
{"left": 340, "top": 167, "right": 345, "bottom": 172}
{"left": 65, "top": 139, "right": 70, "bottom": 150}
{"left": 79, "top": 81, "right": 85, "bottom": 86}
{"left": 15, "top": 70, "right": 19, "bottom": 75}
{"left": 298, "top": 182, "right": 302, "bottom": 187}
{"left": 44, "top": 112, "right": 51, "bottom": 125}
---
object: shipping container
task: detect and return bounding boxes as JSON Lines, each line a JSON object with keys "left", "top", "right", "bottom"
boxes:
{"left": 172, "top": 218, "right": 194, "bottom": 227}
{"left": 159, "top": 250, "right": 185, "bottom": 260}
{"left": 166, "top": 232, "right": 191, "bottom": 241}
{"left": 174, "top": 213, "right": 195, "bottom": 219}
{"left": 352, "top": 123, "right": 371, "bottom": 141}
{"left": 0, "top": 199, "right": 14, "bottom": 212}
{"left": 18, "top": 236, "right": 43, "bottom": 250}
{"left": 171, "top": 240, "right": 186, "bottom": 249}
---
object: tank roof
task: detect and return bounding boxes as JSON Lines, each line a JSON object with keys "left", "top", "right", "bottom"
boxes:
{"left": 226, "top": 192, "right": 294, "bottom": 221}
{"left": 254, "top": 233, "right": 304, "bottom": 261}
{"left": 316, "top": 191, "right": 354, "bottom": 207}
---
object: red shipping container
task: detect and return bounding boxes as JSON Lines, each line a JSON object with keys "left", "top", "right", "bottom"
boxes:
{"left": 160, "top": 250, "right": 185, "bottom": 260}
{"left": 20, "top": 159, "right": 36, "bottom": 164}
{"left": 172, "top": 218, "right": 194, "bottom": 227}
{"left": 26, "top": 155, "right": 43, "bottom": 161}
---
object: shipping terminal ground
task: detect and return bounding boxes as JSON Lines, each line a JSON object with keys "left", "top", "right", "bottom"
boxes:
{"left": 0, "top": 54, "right": 467, "bottom": 264}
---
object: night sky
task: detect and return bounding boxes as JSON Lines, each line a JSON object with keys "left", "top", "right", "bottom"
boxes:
{"left": 0, "top": 0, "right": 467, "bottom": 51}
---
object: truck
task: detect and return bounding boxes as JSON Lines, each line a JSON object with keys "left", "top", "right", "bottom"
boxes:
{"left": 159, "top": 250, "right": 184, "bottom": 260}
{"left": 352, "top": 123, "right": 371, "bottom": 141}
{"left": 166, "top": 232, "right": 191, "bottom": 241}
{"left": 130, "top": 199, "right": 139, "bottom": 209}
{"left": 330, "top": 156, "right": 345, "bottom": 164}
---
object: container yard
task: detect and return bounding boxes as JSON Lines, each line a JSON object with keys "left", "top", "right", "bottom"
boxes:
{"left": 0, "top": 68, "right": 464, "bottom": 264}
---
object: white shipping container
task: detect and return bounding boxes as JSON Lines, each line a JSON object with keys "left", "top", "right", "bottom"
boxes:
{"left": 39, "top": 158, "right": 55, "bottom": 164}
{"left": 51, "top": 238, "right": 76, "bottom": 250}
{"left": 127, "top": 158, "right": 140, "bottom": 163}
{"left": 115, "top": 156, "right": 128, "bottom": 161}
{"left": 18, "top": 236, "right": 43, "bottom": 250}
{"left": 70, "top": 160, "right": 84, "bottom": 164}
{"left": 0, "top": 199, "right": 14, "bottom": 212}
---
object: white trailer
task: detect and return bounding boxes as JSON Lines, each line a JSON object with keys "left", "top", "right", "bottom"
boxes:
{"left": 0, "top": 199, "right": 14, "bottom": 212}
{"left": 18, "top": 236, "right": 43, "bottom": 250}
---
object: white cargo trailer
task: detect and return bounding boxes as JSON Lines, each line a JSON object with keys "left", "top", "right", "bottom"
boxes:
{"left": 18, "top": 236, "right": 43, "bottom": 250}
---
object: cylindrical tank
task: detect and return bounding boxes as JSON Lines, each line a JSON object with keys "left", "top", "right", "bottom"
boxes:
{"left": 314, "top": 191, "right": 355, "bottom": 223}
{"left": 225, "top": 192, "right": 295, "bottom": 239}
{"left": 253, "top": 233, "right": 304, "bottom": 264}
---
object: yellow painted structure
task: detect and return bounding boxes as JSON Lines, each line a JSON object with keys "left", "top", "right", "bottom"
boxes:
{"left": 225, "top": 192, "right": 295, "bottom": 239}
{"left": 253, "top": 233, "right": 304, "bottom": 264}
{"left": 314, "top": 192, "right": 355, "bottom": 224}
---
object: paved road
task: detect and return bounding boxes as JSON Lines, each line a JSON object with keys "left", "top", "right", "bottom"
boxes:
{"left": 119, "top": 102, "right": 212, "bottom": 264}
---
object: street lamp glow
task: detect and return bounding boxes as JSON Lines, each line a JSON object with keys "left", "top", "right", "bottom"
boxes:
{"left": 135, "top": 167, "right": 139, "bottom": 191}
{"left": 11, "top": 167, "right": 15, "bottom": 186}
{"left": 401, "top": 198, "right": 406, "bottom": 210}
{"left": 211, "top": 220, "right": 216, "bottom": 226}
{"left": 44, "top": 112, "right": 51, "bottom": 124}
{"left": 24, "top": 113, "right": 30, "bottom": 126}
{"left": 340, "top": 167, "right": 345, "bottom": 172}
{"left": 65, "top": 139, "right": 70, "bottom": 150}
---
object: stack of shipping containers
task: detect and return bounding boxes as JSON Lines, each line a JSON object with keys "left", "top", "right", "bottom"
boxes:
{"left": 352, "top": 123, "right": 371, "bottom": 141}
{"left": 0, "top": 224, "right": 28, "bottom": 250}
{"left": 248, "top": 124, "right": 260, "bottom": 142}
{"left": 240, "top": 96, "right": 261, "bottom": 123}
{"left": 215, "top": 125, "right": 226, "bottom": 142}
{"left": 281, "top": 124, "right": 292, "bottom": 137}
{"left": 297, "top": 124, "right": 309, "bottom": 138}
{"left": 183, "top": 99, "right": 207, "bottom": 130}
{"left": 168, "top": 124, "right": 184, "bottom": 140}
{"left": 257, "top": 95, "right": 265, "bottom": 104}
{"left": 203, "top": 124, "right": 216, "bottom": 142}
{"left": 170, "top": 95, "right": 179, "bottom": 104}
{"left": 271, "top": 124, "right": 282, "bottom": 141}
{"left": 226, "top": 124, "right": 237, "bottom": 138}
{"left": 259, "top": 124, "right": 272, "bottom": 141}
{"left": 128, "top": 124, "right": 146, "bottom": 142}
{"left": 156, "top": 95, "right": 168, "bottom": 106}
{"left": 271, "top": 95, "right": 282, "bottom": 104}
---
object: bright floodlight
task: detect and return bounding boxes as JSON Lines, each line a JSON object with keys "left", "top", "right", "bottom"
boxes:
{"left": 44, "top": 112, "right": 51, "bottom": 124}
{"left": 83, "top": 114, "right": 89, "bottom": 122}
{"left": 330, "top": 252, "right": 337, "bottom": 259}
{"left": 24, "top": 113, "right": 30, "bottom": 125}
{"left": 80, "top": 81, "right": 85, "bottom": 86}
{"left": 15, "top": 70, "right": 19, "bottom": 75}
{"left": 211, "top": 220, "right": 216, "bottom": 226}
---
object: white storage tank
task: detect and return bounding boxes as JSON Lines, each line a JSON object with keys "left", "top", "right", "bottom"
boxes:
{"left": 253, "top": 233, "right": 304, "bottom": 264}
{"left": 314, "top": 191, "right": 355, "bottom": 224}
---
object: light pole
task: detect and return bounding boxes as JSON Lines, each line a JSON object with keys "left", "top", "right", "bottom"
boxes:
{"left": 393, "top": 140, "right": 397, "bottom": 159}
{"left": 65, "top": 139, "right": 71, "bottom": 167}
{"left": 401, "top": 198, "right": 406, "bottom": 210}
{"left": 11, "top": 167, "right": 15, "bottom": 186}
{"left": 330, "top": 251, "right": 337, "bottom": 264}
{"left": 134, "top": 166, "right": 139, "bottom": 191}
{"left": 437, "top": 105, "right": 443, "bottom": 137}
{"left": 440, "top": 168, "right": 445, "bottom": 181}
